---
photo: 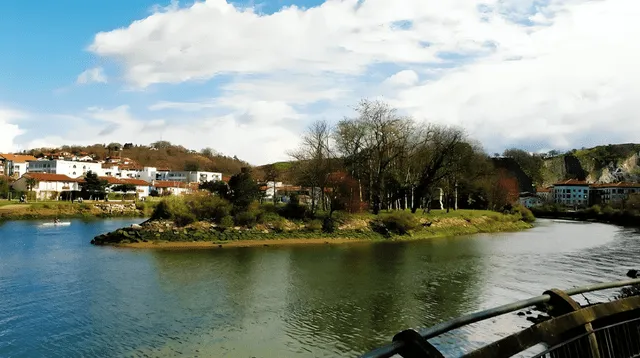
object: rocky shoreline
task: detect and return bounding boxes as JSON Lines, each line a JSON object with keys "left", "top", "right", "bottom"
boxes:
{"left": 0, "top": 202, "right": 149, "bottom": 221}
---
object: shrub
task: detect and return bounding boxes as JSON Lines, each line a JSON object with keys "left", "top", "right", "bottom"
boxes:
{"left": 306, "top": 219, "right": 323, "bottom": 232}
{"left": 220, "top": 215, "right": 234, "bottom": 229}
{"left": 151, "top": 196, "right": 196, "bottom": 227}
{"left": 183, "top": 193, "right": 231, "bottom": 223}
{"left": 511, "top": 204, "right": 536, "bottom": 223}
{"left": 586, "top": 204, "right": 602, "bottom": 215}
{"left": 372, "top": 211, "right": 419, "bottom": 236}
{"left": 602, "top": 205, "right": 616, "bottom": 215}
{"left": 279, "top": 200, "right": 308, "bottom": 220}
{"left": 331, "top": 211, "right": 351, "bottom": 224}
{"left": 260, "top": 212, "right": 286, "bottom": 232}
{"left": 322, "top": 217, "right": 337, "bottom": 233}
{"left": 135, "top": 201, "right": 145, "bottom": 211}
{"left": 234, "top": 211, "right": 257, "bottom": 228}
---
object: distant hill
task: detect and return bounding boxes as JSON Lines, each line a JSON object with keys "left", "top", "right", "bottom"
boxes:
{"left": 20, "top": 142, "right": 251, "bottom": 175}
{"left": 542, "top": 143, "right": 640, "bottom": 185}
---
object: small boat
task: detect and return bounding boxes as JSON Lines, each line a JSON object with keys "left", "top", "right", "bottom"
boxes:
{"left": 41, "top": 222, "right": 71, "bottom": 227}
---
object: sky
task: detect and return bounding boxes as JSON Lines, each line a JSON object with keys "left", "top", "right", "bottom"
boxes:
{"left": 1, "top": 0, "right": 639, "bottom": 165}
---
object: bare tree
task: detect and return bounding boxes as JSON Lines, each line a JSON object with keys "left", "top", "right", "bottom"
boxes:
{"left": 409, "top": 124, "right": 467, "bottom": 213}
{"left": 263, "top": 164, "right": 279, "bottom": 204}
{"left": 288, "top": 120, "right": 334, "bottom": 213}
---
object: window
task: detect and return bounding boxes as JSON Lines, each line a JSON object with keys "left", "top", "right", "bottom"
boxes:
{"left": 73, "top": 165, "right": 76, "bottom": 168}
{"left": 73, "top": 172, "right": 76, "bottom": 175}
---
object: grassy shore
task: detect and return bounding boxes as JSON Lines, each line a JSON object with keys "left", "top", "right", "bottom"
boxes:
{"left": 0, "top": 200, "right": 156, "bottom": 221}
{"left": 94, "top": 209, "right": 534, "bottom": 249}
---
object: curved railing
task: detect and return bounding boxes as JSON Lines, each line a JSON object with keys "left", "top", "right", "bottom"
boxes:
{"left": 359, "top": 278, "right": 640, "bottom": 358}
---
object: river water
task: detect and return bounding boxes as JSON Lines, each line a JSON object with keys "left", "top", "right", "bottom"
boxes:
{"left": 0, "top": 218, "right": 638, "bottom": 357}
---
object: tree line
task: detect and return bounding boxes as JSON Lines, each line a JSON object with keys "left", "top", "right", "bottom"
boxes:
{"left": 285, "top": 99, "right": 521, "bottom": 215}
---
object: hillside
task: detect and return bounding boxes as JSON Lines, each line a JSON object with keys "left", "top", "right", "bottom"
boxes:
{"left": 21, "top": 141, "right": 250, "bottom": 175}
{"left": 542, "top": 143, "right": 640, "bottom": 185}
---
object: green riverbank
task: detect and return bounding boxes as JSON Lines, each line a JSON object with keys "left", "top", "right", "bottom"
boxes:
{"left": 92, "top": 209, "right": 533, "bottom": 248}
{"left": 0, "top": 201, "right": 155, "bottom": 221}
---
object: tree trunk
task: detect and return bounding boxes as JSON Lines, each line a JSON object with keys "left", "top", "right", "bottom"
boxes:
{"left": 454, "top": 181, "right": 458, "bottom": 211}
{"left": 273, "top": 182, "right": 277, "bottom": 205}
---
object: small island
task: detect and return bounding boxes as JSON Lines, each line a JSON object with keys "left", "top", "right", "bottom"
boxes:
{"left": 92, "top": 169, "right": 535, "bottom": 249}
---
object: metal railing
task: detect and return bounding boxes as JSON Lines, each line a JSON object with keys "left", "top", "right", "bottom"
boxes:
{"left": 359, "top": 278, "right": 640, "bottom": 358}
{"left": 532, "top": 316, "right": 640, "bottom": 358}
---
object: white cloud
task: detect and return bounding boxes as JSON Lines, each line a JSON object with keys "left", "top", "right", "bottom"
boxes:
{"left": 389, "top": 0, "right": 640, "bottom": 152}
{"left": 88, "top": 0, "right": 513, "bottom": 88}
{"left": 76, "top": 67, "right": 108, "bottom": 84}
{"left": 9, "top": 0, "right": 637, "bottom": 163}
{"left": 0, "top": 108, "right": 26, "bottom": 153}
{"left": 384, "top": 70, "right": 419, "bottom": 87}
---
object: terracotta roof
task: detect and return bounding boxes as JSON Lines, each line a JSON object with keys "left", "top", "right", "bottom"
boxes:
{"left": 99, "top": 176, "right": 124, "bottom": 185}
{"left": 120, "top": 178, "right": 150, "bottom": 186}
{"left": 553, "top": 179, "right": 590, "bottom": 186}
{"left": 23, "top": 173, "right": 82, "bottom": 182}
{"left": 153, "top": 180, "right": 190, "bottom": 189}
{"left": 222, "top": 175, "right": 231, "bottom": 183}
{"left": 0, "top": 154, "right": 37, "bottom": 163}
{"left": 591, "top": 182, "right": 640, "bottom": 188}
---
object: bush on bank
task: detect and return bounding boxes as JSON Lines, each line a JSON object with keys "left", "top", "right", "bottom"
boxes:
{"left": 146, "top": 193, "right": 533, "bottom": 240}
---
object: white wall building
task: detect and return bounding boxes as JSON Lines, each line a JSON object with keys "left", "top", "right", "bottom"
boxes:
{"left": 552, "top": 179, "right": 590, "bottom": 207}
{"left": 28, "top": 160, "right": 102, "bottom": 178}
{"left": 0, "top": 154, "right": 37, "bottom": 178}
{"left": 162, "top": 171, "right": 222, "bottom": 183}
{"left": 12, "top": 173, "right": 82, "bottom": 200}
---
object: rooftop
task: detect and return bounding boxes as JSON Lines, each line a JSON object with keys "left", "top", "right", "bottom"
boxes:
{"left": 23, "top": 173, "right": 82, "bottom": 182}
{"left": 553, "top": 179, "right": 590, "bottom": 186}
{"left": 0, "top": 154, "right": 38, "bottom": 163}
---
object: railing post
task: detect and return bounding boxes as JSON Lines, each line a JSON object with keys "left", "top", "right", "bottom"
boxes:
{"left": 543, "top": 289, "right": 601, "bottom": 358}
{"left": 392, "top": 329, "right": 445, "bottom": 358}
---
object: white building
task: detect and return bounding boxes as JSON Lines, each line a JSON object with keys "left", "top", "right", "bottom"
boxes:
{"left": 12, "top": 173, "right": 82, "bottom": 200}
{"left": 152, "top": 180, "right": 195, "bottom": 196}
{"left": 120, "top": 178, "right": 151, "bottom": 198}
{"left": 27, "top": 160, "right": 102, "bottom": 179}
{"left": 162, "top": 171, "right": 222, "bottom": 183}
{"left": 552, "top": 179, "right": 590, "bottom": 207}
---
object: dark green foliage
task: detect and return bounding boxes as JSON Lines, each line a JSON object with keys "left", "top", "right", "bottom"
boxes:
{"left": 234, "top": 211, "right": 257, "bottom": 228}
{"left": 228, "top": 168, "right": 261, "bottom": 210}
{"left": 80, "top": 171, "right": 108, "bottom": 198}
{"left": 184, "top": 161, "right": 200, "bottom": 171}
{"left": 149, "top": 189, "right": 159, "bottom": 197}
{"left": 220, "top": 215, "right": 234, "bottom": 229}
{"left": 111, "top": 184, "right": 136, "bottom": 193}
{"left": 199, "top": 180, "right": 229, "bottom": 198}
{"left": 279, "top": 194, "right": 309, "bottom": 219}
{"left": 322, "top": 217, "right": 337, "bottom": 233}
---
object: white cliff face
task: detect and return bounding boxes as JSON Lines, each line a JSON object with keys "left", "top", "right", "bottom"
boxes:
{"left": 594, "top": 154, "right": 640, "bottom": 183}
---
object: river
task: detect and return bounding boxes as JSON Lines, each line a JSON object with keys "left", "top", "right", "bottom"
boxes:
{"left": 0, "top": 218, "right": 637, "bottom": 357}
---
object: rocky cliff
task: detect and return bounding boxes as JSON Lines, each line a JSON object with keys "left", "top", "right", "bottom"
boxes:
{"left": 542, "top": 144, "right": 640, "bottom": 186}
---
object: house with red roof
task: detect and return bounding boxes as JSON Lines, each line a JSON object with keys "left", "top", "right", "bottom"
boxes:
{"left": 12, "top": 173, "right": 83, "bottom": 200}
{"left": 0, "top": 154, "right": 37, "bottom": 178}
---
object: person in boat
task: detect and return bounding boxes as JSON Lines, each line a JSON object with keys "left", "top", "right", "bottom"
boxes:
{"left": 53, "top": 218, "right": 60, "bottom": 224}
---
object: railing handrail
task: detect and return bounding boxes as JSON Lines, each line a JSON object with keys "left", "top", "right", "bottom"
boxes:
{"left": 359, "top": 278, "right": 640, "bottom": 358}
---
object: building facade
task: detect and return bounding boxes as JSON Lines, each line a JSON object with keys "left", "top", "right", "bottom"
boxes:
{"left": 590, "top": 182, "right": 640, "bottom": 206}
{"left": 28, "top": 160, "right": 102, "bottom": 178}
{"left": 552, "top": 179, "right": 590, "bottom": 207}
{"left": 0, "top": 154, "right": 37, "bottom": 178}
{"left": 12, "top": 173, "right": 82, "bottom": 200}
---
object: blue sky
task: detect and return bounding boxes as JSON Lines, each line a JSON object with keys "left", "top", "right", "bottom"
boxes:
{"left": 1, "top": 0, "right": 638, "bottom": 164}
